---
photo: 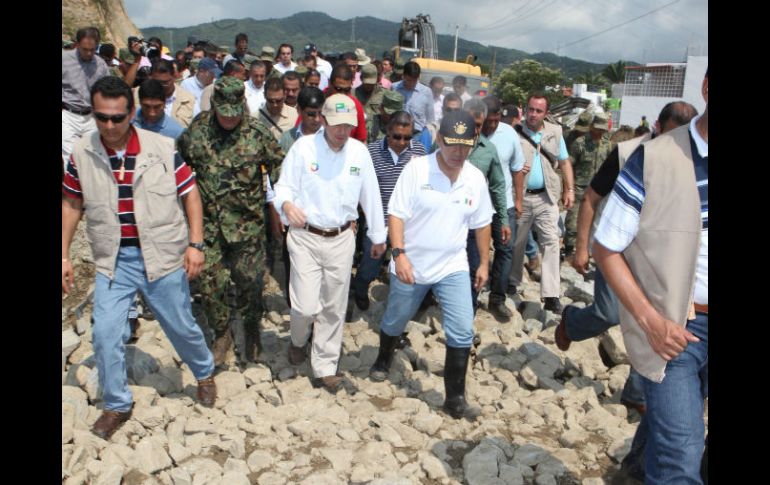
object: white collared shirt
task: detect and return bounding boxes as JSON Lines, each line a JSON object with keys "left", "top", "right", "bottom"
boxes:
{"left": 180, "top": 75, "right": 206, "bottom": 116}
{"left": 273, "top": 132, "right": 387, "bottom": 244}
{"left": 273, "top": 61, "right": 297, "bottom": 75}
{"left": 388, "top": 152, "right": 494, "bottom": 284}
{"left": 244, "top": 79, "right": 265, "bottom": 116}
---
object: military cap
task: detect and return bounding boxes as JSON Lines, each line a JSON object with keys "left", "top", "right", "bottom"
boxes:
{"left": 259, "top": 46, "right": 276, "bottom": 61}
{"left": 243, "top": 54, "right": 258, "bottom": 68}
{"left": 62, "top": 38, "right": 74, "bottom": 49}
{"left": 381, "top": 90, "right": 405, "bottom": 114}
{"left": 591, "top": 112, "right": 609, "bottom": 131}
{"left": 189, "top": 58, "right": 202, "bottom": 70}
{"left": 212, "top": 76, "right": 245, "bottom": 117}
{"left": 361, "top": 64, "right": 378, "bottom": 84}
{"left": 355, "top": 48, "right": 371, "bottom": 66}
{"left": 219, "top": 45, "right": 230, "bottom": 53}
{"left": 118, "top": 48, "right": 137, "bottom": 64}
{"left": 294, "top": 64, "right": 309, "bottom": 77}
{"left": 322, "top": 94, "right": 358, "bottom": 127}
{"left": 574, "top": 110, "right": 593, "bottom": 133}
{"left": 439, "top": 110, "right": 475, "bottom": 146}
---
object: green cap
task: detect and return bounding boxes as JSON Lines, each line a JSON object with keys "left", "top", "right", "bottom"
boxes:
{"left": 361, "top": 64, "right": 378, "bottom": 84}
{"left": 592, "top": 112, "right": 609, "bottom": 131}
{"left": 243, "top": 54, "right": 258, "bottom": 69}
{"left": 574, "top": 110, "right": 593, "bottom": 133}
{"left": 381, "top": 90, "right": 405, "bottom": 114}
{"left": 294, "top": 64, "right": 309, "bottom": 76}
{"left": 212, "top": 76, "right": 245, "bottom": 117}
{"left": 259, "top": 46, "right": 276, "bottom": 61}
{"left": 189, "top": 58, "right": 202, "bottom": 70}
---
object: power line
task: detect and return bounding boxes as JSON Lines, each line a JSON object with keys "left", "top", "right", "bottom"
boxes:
{"left": 559, "top": 0, "right": 681, "bottom": 50}
{"left": 464, "top": 0, "right": 536, "bottom": 32}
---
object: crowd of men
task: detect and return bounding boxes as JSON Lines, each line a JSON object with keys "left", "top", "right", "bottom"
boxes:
{"left": 62, "top": 26, "right": 708, "bottom": 485}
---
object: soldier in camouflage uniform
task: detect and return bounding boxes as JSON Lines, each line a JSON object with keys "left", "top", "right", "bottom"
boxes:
{"left": 563, "top": 112, "right": 612, "bottom": 256}
{"left": 565, "top": 110, "right": 593, "bottom": 152}
{"left": 367, "top": 90, "right": 405, "bottom": 143}
{"left": 177, "top": 76, "right": 285, "bottom": 364}
{"left": 356, "top": 64, "right": 386, "bottom": 143}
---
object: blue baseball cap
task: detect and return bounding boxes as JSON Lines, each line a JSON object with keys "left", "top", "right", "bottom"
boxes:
{"left": 199, "top": 57, "right": 223, "bottom": 77}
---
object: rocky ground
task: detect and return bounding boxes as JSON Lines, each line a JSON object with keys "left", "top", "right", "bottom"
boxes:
{"left": 62, "top": 222, "right": 700, "bottom": 485}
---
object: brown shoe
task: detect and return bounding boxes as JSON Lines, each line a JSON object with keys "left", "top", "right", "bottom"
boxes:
{"left": 197, "top": 376, "right": 217, "bottom": 407}
{"left": 288, "top": 343, "right": 306, "bottom": 365}
{"left": 621, "top": 398, "right": 647, "bottom": 415}
{"left": 314, "top": 373, "right": 343, "bottom": 393}
{"left": 92, "top": 409, "right": 132, "bottom": 440}
{"left": 555, "top": 306, "right": 572, "bottom": 351}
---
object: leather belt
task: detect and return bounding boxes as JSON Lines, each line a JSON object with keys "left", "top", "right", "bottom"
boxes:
{"left": 526, "top": 188, "right": 546, "bottom": 194}
{"left": 304, "top": 221, "right": 352, "bottom": 237}
{"left": 694, "top": 303, "right": 708, "bottom": 314}
{"left": 62, "top": 103, "right": 93, "bottom": 115}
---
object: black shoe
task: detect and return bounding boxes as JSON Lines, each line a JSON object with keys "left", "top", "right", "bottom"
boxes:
{"left": 443, "top": 346, "right": 481, "bottom": 420}
{"left": 488, "top": 299, "right": 513, "bottom": 321}
{"left": 353, "top": 291, "right": 370, "bottom": 311}
{"left": 369, "top": 330, "right": 400, "bottom": 381}
{"left": 128, "top": 318, "right": 140, "bottom": 344}
{"left": 543, "top": 297, "right": 563, "bottom": 313}
{"left": 506, "top": 285, "right": 518, "bottom": 296}
{"left": 396, "top": 332, "right": 411, "bottom": 349}
{"left": 139, "top": 298, "right": 156, "bottom": 321}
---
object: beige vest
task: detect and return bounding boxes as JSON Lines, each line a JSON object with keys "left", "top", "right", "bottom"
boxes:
{"left": 519, "top": 121, "right": 564, "bottom": 205}
{"left": 617, "top": 124, "right": 701, "bottom": 383}
{"left": 133, "top": 86, "right": 195, "bottom": 128}
{"left": 71, "top": 128, "right": 189, "bottom": 282}
{"left": 589, "top": 134, "right": 650, "bottom": 251}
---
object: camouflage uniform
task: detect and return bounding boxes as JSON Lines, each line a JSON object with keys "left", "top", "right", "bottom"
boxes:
{"left": 565, "top": 110, "right": 593, "bottom": 152}
{"left": 368, "top": 89, "right": 404, "bottom": 143}
{"left": 564, "top": 113, "right": 612, "bottom": 252}
{"left": 177, "top": 77, "right": 284, "bottom": 363}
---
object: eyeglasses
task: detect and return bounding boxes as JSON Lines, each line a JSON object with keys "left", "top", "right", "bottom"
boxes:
{"left": 389, "top": 134, "right": 413, "bottom": 141}
{"left": 94, "top": 112, "right": 129, "bottom": 123}
{"left": 333, "top": 85, "right": 352, "bottom": 94}
{"left": 304, "top": 110, "right": 320, "bottom": 118}
{"left": 266, "top": 98, "right": 284, "bottom": 105}
{"left": 443, "top": 107, "right": 460, "bottom": 113}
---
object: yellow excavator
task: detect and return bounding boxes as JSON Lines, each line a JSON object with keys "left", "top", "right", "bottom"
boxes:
{"left": 392, "top": 14, "right": 491, "bottom": 96}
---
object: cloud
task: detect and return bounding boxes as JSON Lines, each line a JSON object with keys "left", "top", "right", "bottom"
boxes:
{"left": 124, "top": 0, "right": 707, "bottom": 64}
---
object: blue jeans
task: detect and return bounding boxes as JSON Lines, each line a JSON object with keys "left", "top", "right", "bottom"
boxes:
{"left": 641, "top": 312, "right": 708, "bottom": 484}
{"left": 564, "top": 266, "right": 645, "bottom": 406}
{"left": 490, "top": 207, "right": 516, "bottom": 303}
{"left": 380, "top": 271, "right": 474, "bottom": 348}
{"left": 92, "top": 247, "right": 214, "bottom": 412}
{"left": 352, "top": 236, "right": 388, "bottom": 298}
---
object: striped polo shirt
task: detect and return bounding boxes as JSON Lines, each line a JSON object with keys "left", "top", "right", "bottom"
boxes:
{"left": 367, "top": 137, "right": 427, "bottom": 226}
{"left": 595, "top": 116, "right": 707, "bottom": 303}
{"left": 62, "top": 127, "right": 196, "bottom": 246}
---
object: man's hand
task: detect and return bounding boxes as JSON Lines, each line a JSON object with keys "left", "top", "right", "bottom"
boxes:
{"left": 562, "top": 190, "right": 575, "bottom": 210}
{"left": 394, "top": 254, "right": 415, "bottom": 285}
{"left": 643, "top": 312, "right": 700, "bottom": 361}
{"left": 474, "top": 262, "right": 489, "bottom": 291}
{"left": 522, "top": 162, "right": 531, "bottom": 175}
{"left": 62, "top": 260, "right": 75, "bottom": 294}
{"left": 371, "top": 242, "right": 386, "bottom": 259}
{"left": 501, "top": 225, "right": 511, "bottom": 245}
{"left": 514, "top": 199, "right": 523, "bottom": 219}
{"left": 184, "top": 247, "right": 205, "bottom": 280}
{"left": 571, "top": 247, "right": 590, "bottom": 274}
{"left": 282, "top": 202, "right": 307, "bottom": 228}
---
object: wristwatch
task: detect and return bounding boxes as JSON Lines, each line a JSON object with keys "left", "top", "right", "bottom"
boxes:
{"left": 189, "top": 242, "right": 205, "bottom": 251}
{"left": 392, "top": 248, "right": 406, "bottom": 258}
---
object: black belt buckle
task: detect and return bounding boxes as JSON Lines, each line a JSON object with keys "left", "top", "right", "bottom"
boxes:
{"left": 526, "top": 188, "right": 545, "bottom": 194}
{"left": 63, "top": 103, "right": 92, "bottom": 115}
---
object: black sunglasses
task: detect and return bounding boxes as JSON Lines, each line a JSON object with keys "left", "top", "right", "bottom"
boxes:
{"left": 333, "top": 85, "right": 352, "bottom": 94}
{"left": 389, "top": 134, "right": 412, "bottom": 141}
{"left": 304, "top": 110, "right": 321, "bottom": 118}
{"left": 266, "top": 98, "right": 284, "bottom": 105}
{"left": 94, "top": 112, "right": 130, "bottom": 123}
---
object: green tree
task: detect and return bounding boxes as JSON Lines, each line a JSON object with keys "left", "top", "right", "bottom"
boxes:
{"left": 493, "top": 59, "right": 565, "bottom": 106}
{"left": 573, "top": 71, "right": 609, "bottom": 90}
{"left": 602, "top": 60, "right": 628, "bottom": 83}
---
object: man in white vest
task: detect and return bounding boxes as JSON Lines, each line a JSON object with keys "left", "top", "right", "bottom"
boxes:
{"left": 593, "top": 70, "right": 708, "bottom": 484}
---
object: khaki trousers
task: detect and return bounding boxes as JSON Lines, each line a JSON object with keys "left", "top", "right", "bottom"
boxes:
{"left": 287, "top": 226, "right": 355, "bottom": 378}
{"left": 62, "top": 109, "right": 96, "bottom": 168}
{"left": 510, "top": 191, "right": 561, "bottom": 298}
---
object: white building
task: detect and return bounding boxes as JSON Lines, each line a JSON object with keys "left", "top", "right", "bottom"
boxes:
{"left": 618, "top": 56, "right": 708, "bottom": 127}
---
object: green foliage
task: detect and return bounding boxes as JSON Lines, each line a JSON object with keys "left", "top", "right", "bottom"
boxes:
{"left": 572, "top": 71, "right": 610, "bottom": 91}
{"left": 493, "top": 59, "right": 565, "bottom": 105}
{"left": 602, "top": 60, "right": 628, "bottom": 83}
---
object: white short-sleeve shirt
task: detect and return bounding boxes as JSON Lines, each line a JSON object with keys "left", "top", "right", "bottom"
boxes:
{"left": 388, "top": 152, "right": 494, "bottom": 284}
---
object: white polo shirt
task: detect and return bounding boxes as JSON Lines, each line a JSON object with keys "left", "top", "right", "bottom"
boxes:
{"left": 388, "top": 152, "right": 494, "bottom": 284}
{"left": 274, "top": 131, "right": 387, "bottom": 244}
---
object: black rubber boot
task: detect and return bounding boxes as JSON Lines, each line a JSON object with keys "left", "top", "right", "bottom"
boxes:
{"left": 369, "top": 330, "right": 400, "bottom": 381}
{"left": 443, "top": 346, "right": 481, "bottom": 420}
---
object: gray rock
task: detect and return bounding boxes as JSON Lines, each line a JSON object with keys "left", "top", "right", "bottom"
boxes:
{"left": 319, "top": 448, "right": 353, "bottom": 473}
{"left": 247, "top": 450, "right": 274, "bottom": 473}
{"left": 498, "top": 463, "right": 525, "bottom": 485}
{"left": 133, "top": 406, "right": 168, "bottom": 429}
{"left": 287, "top": 419, "right": 314, "bottom": 438}
{"left": 169, "top": 468, "right": 192, "bottom": 485}
{"left": 242, "top": 365, "right": 272, "bottom": 386}
{"left": 565, "top": 278, "right": 594, "bottom": 303}
{"left": 75, "top": 313, "right": 91, "bottom": 335}
{"left": 134, "top": 436, "right": 172, "bottom": 474}
{"left": 608, "top": 365, "right": 631, "bottom": 393}
{"left": 92, "top": 464, "right": 124, "bottom": 485}
{"left": 128, "top": 386, "right": 159, "bottom": 407}
{"left": 222, "top": 458, "right": 250, "bottom": 476}
{"left": 512, "top": 443, "right": 549, "bottom": 467}
{"left": 534, "top": 473, "right": 558, "bottom": 485}
{"left": 214, "top": 372, "right": 247, "bottom": 401}
{"left": 375, "top": 422, "right": 406, "bottom": 447}
{"left": 607, "top": 438, "right": 632, "bottom": 463}
{"left": 257, "top": 472, "right": 286, "bottom": 485}
{"left": 582, "top": 478, "right": 605, "bottom": 485}
{"left": 519, "top": 301, "right": 546, "bottom": 322}
{"left": 168, "top": 440, "right": 191, "bottom": 464}
{"left": 84, "top": 367, "right": 102, "bottom": 402}
{"left": 217, "top": 471, "right": 250, "bottom": 485}
{"left": 125, "top": 346, "right": 161, "bottom": 382}
{"left": 419, "top": 451, "right": 448, "bottom": 480}
{"left": 62, "top": 329, "right": 81, "bottom": 371}
{"left": 559, "top": 428, "right": 590, "bottom": 448}
{"left": 524, "top": 319, "right": 543, "bottom": 334}
{"left": 336, "top": 427, "right": 360, "bottom": 442}
{"left": 567, "top": 376, "right": 605, "bottom": 396}
{"left": 62, "top": 402, "right": 75, "bottom": 444}
{"left": 411, "top": 414, "right": 443, "bottom": 435}
{"left": 463, "top": 441, "right": 505, "bottom": 485}
{"left": 600, "top": 326, "right": 628, "bottom": 364}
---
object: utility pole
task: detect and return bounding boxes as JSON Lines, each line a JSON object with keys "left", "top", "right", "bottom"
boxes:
{"left": 490, "top": 50, "right": 497, "bottom": 80}
{"left": 453, "top": 24, "right": 459, "bottom": 62}
{"left": 351, "top": 18, "right": 356, "bottom": 43}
